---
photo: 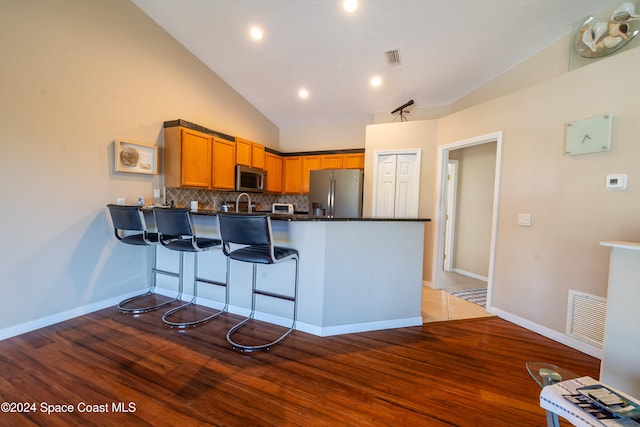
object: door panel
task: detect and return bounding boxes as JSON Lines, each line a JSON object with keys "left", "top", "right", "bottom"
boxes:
{"left": 376, "top": 154, "right": 397, "bottom": 217}
{"left": 181, "top": 129, "right": 211, "bottom": 188}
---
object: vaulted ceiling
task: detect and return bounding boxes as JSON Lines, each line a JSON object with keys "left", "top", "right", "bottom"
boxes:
{"left": 132, "top": 0, "right": 618, "bottom": 128}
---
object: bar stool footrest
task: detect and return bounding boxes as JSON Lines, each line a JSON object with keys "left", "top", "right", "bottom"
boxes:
{"left": 226, "top": 317, "right": 295, "bottom": 353}
{"left": 162, "top": 302, "right": 225, "bottom": 328}
{"left": 254, "top": 289, "right": 295, "bottom": 302}
{"left": 117, "top": 292, "right": 179, "bottom": 314}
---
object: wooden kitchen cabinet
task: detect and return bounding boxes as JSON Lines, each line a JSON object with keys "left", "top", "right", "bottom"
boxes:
{"left": 235, "top": 137, "right": 252, "bottom": 166}
{"left": 265, "top": 152, "right": 283, "bottom": 193}
{"left": 321, "top": 154, "right": 344, "bottom": 169}
{"left": 212, "top": 136, "right": 235, "bottom": 190}
{"left": 344, "top": 153, "right": 365, "bottom": 169}
{"left": 301, "top": 155, "right": 322, "bottom": 193}
{"left": 235, "top": 137, "right": 265, "bottom": 169}
{"left": 283, "top": 156, "right": 302, "bottom": 194}
{"left": 252, "top": 143, "right": 265, "bottom": 169}
{"left": 165, "top": 127, "right": 212, "bottom": 188}
{"left": 164, "top": 125, "right": 235, "bottom": 189}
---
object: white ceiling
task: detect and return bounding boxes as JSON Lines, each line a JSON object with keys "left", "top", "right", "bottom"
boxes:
{"left": 132, "top": 0, "right": 617, "bottom": 129}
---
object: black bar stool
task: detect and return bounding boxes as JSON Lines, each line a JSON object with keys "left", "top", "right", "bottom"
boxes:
{"left": 106, "top": 204, "right": 181, "bottom": 313}
{"left": 217, "top": 213, "right": 299, "bottom": 352}
{"left": 153, "top": 208, "right": 228, "bottom": 328}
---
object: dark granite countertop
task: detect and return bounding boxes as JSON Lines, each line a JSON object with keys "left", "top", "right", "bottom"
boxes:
{"left": 183, "top": 209, "right": 430, "bottom": 222}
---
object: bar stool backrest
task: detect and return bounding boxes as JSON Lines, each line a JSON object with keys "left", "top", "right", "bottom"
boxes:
{"left": 218, "top": 214, "right": 274, "bottom": 258}
{"left": 106, "top": 204, "right": 153, "bottom": 245}
{"left": 218, "top": 214, "right": 272, "bottom": 246}
{"left": 153, "top": 208, "right": 195, "bottom": 238}
{"left": 107, "top": 204, "right": 145, "bottom": 232}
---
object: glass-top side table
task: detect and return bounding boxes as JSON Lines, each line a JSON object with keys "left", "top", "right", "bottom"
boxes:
{"left": 526, "top": 362, "right": 581, "bottom": 427}
{"left": 526, "top": 362, "right": 579, "bottom": 388}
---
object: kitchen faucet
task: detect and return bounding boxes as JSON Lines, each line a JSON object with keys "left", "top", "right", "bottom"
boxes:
{"left": 235, "top": 192, "right": 252, "bottom": 213}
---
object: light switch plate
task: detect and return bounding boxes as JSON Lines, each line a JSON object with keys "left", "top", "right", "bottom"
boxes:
{"left": 518, "top": 213, "right": 532, "bottom": 227}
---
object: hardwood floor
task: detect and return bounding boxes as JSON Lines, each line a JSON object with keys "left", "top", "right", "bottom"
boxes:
{"left": 0, "top": 305, "right": 599, "bottom": 426}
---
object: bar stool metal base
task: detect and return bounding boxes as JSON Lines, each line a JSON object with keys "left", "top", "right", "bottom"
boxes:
{"left": 161, "top": 252, "right": 228, "bottom": 329}
{"left": 117, "top": 247, "right": 182, "bottom": 314}
{"left": 226, "top": 261, "right": 298, "bottom": 352}
{"left": 226, "top": 317, "right": 296, "bottom": 353}
{"left": 117, "top": 291, "right": 177, "bottom": 314}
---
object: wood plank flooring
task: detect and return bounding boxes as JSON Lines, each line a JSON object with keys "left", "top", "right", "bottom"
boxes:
{"left": 0, "top": 305, "right": 599, "bottom": 426}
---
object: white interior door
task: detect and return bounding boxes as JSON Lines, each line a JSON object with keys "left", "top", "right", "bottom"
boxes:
{"left": 375, "top": 154, "right": 397, "bottom": 217}
{"left": 394, "top": 153, "right": 418, "bottom": 218}
{"left": 373, "top": 150, "right": 420, "bottom": 218}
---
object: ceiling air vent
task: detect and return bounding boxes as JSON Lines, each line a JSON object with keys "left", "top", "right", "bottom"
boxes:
{"left": 384, "top": 49, "right": 401, "bottom": 66}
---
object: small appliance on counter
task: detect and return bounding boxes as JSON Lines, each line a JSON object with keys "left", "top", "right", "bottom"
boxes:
{"left": 272, "top": 203, "right": 294, "bottom": 214}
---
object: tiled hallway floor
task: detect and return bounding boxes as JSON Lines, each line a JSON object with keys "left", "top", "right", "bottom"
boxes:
{"left": 422, "top": 271, "right": 493, "bottom": 322}
{"left": 440, "top": 270, "right": 487, "bottom": 291}
{"left": 422, "top": 286, "right": 494, "bottom": 322}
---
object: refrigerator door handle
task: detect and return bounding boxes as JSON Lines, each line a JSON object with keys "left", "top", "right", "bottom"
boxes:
{"left": 329, "top": 177, "right": 335, "bottom": 217}
{"left": 326, "top": 180, "right": 332, "bottom": 216}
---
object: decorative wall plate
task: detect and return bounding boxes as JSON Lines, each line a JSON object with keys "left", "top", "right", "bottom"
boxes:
{"left": 574, "top": 3, "right": 640, "bottom": 59}
{"left": 120, "top": 147, "right": 139, "bottom": 167}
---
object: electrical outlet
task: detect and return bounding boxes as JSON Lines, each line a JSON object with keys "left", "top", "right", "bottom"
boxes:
{"left": 153, "top": 188, "right": 161, "bottom": 198}
{"left": 518, "top": 213, "right": 532, "bottom": 227}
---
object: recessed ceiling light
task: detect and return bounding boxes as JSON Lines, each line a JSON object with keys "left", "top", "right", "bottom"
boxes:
{"left": 343, "top": 0, "right": 358, "bottom": 13}
{"left": 250, "top": 27, "right": 263, "bottom": 41}
{"left": 370, "top": 76, "right": 382, "bottom": 87}
{"left": 298, "top": 88, "right": 309, "bottom": 99}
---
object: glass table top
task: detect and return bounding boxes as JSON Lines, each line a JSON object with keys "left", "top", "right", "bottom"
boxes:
{"left": 526, "top": 362, "right": 580, "bottom": 388}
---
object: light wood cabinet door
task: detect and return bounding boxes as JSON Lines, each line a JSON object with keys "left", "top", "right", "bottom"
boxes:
{"left": 252, "top": 143, "right": 265, "bottom": 169}
{"left": 265, "top": 152, "right": 282, "bottom": 193}
{"left": 301, "top": 155, "right": 322, "bottom": 193}
{"left": 212, "top": 137, "right": 235, "bottom": 190}
{"left": 235, "top": 137, "right": 252, "bottom": 166}
{"left": 283, "top": 156, "right": 302, "bottom": 194}
{"left": 181, "top": 128, "right": 212, "bottom": 188}
{"left": 321, "top": 154, "right": 344, "bottom": 170}
{"left": 344, "top": 153, "right": 365, "bottom": 169}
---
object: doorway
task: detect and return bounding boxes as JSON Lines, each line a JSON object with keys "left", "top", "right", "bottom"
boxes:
{"left": 432, "top": 132, "right": 503, "bottom": 314}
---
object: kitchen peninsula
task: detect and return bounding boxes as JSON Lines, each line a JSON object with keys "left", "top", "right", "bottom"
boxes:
{"left": 152, "top": 211, "right": 430, "bottom": 336}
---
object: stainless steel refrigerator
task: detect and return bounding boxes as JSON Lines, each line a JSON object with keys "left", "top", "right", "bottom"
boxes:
{"left": 308, "top": 169, "right": 364, "bottom": 217}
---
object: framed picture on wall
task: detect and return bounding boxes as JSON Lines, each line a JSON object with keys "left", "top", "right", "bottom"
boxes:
{"left": 114, "top": 140, "right": 158, "bottom": 174}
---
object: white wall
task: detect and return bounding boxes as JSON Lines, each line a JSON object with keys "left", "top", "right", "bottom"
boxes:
{"left": 363, "top": 121, "right": 438, "bottom": 282}
{"left": 0, "top": 0, "right": 278, "bottom": 334}
{"left": 280, "top": 119, "right": 368, "bottom": 152}
{"left": 437, "top": 47, "right": 640, "bottom": 335}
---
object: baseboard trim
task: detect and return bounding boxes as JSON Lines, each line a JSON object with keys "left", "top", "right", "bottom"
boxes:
{"left": 155, "top": 289, "right": 423, "bottom": 337}
{"left": 451, "top": 268, "right": 488, "bottom": 282}
{"left": 0, "top": 288, "right": 149, "bottom": 341}
{"left": 489, "top": 306, "right": 603, "bottom": 359}
{"left": 2, "top": 289, "right": 601, "bottom": 358}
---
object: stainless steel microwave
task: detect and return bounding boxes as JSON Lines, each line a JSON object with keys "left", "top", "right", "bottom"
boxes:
{"left": 235, "top": 165, "right": 266, "bottom": 193}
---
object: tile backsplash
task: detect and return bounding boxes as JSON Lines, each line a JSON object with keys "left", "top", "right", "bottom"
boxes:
{"left": 165, "top": 188, "right": 309, "bottom": 212}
